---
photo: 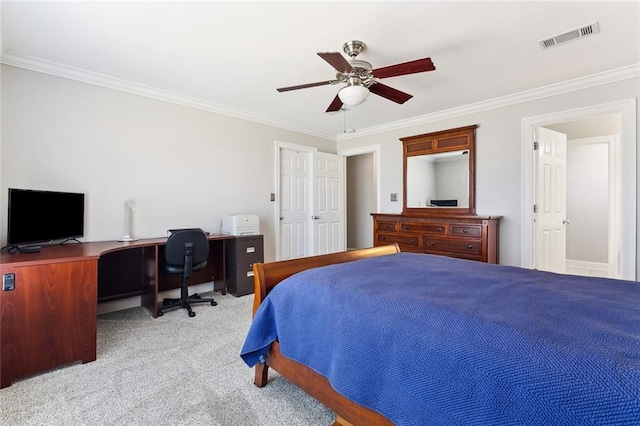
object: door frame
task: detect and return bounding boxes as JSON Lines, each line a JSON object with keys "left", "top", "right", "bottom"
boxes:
{"left": 520, "top": 99, "right": 636, "bottom": 280}
{"left": 274, "top": 141, "right": 317, "bottom": 261}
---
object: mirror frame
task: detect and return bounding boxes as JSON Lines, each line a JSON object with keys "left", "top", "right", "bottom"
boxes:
{"left": 401, "top": 125, "right": 477, "bottom": 215}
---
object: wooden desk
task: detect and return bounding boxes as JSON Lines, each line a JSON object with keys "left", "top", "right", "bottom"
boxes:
{"left": 0, "top": 234, "right": 232, "bottom": 388}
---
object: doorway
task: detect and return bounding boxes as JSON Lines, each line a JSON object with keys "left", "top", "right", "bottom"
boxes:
{"left": 339, "top": 145, "right": 381, "bottom": 250}
{"left": 521, "top": 99, "right": 636, "bottom": 280}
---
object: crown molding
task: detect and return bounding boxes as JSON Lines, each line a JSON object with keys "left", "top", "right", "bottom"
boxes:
{"left": 338, "top": 63, "right": 640, "bottom": 141}
{"left": 0, "top": 51, "right": 336, "bottom": 141}
{"left": 2, "top": 52, "right": 637, "bottom": 143}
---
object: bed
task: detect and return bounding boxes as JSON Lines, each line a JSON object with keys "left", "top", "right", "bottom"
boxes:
{"left": 240, "top": 245, "right": 640, "bottom": 425}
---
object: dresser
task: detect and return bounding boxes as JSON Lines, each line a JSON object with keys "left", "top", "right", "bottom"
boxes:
{"left": 225, "top": 235, "right": 264, "bottom": 296}
{"left": 372, "top": 213, "right": 500, "bottom": 263}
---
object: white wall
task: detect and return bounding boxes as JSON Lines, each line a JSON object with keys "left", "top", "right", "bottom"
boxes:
{"left": 337, "top": 78, "right": 639, "bottom": 268}
{"left": 435, "top": 157, "right": 468, "bottom": 206}
{"left": 565, "top": 142, "right": 609, "bottom": 262}
{"left": 0, "top": 65, "right": 335, "bottom": 262}
{"left": 3, "top": 65, "right": 638, "bottom": 272}
{"left": 346, "top": 153, "right": 374, "bottom": 249}
{"left": 547, "top": 115, "right": 620, "bottom": 139}
{"left": 406, "top": 156, "right": 435, "bottom": 207}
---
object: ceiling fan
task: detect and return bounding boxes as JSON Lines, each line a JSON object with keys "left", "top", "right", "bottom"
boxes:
{"left": 276, "top": 40, "right": 436, "bottom": 112}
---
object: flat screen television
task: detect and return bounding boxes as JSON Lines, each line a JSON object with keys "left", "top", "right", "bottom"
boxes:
{"left": 7, "top": 188, "right": 85, "bottom": 246}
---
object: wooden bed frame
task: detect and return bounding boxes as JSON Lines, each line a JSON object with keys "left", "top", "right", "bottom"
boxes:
{"left": 251, "top": 244, "right": 399, "bottom": 426}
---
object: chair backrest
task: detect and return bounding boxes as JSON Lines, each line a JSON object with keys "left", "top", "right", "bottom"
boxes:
{"left": 164, "top": 228, "right": 209, "bottom": 269}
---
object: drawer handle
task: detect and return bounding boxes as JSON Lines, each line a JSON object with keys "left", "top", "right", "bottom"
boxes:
{"left": 410, "top": 239, "right": 415, "bottom": 244}
{"left": 430, "top": 241, "right": 435, "bottom": 246}
{"left": 246, "top": 247, "right": 256, "bottom": 253}
{"left": 381, "top": 236, "right": 386, "bottom": 241}
{"left": 403, "top": 225, "right": 409, "bottom": 230}
{"left": 462, "top": 229, "right": 468, "bottom": 234}
{"left": 436, "top": 227, "right": 443, "bottom": 232}
{"left": 468, "top": 245, "right": 474, "bottom": 249}
{"left": 384, "top": 224, "right": 389, "bottom": 229}
{"left": 247, "top": 271, "right": 254, "bottom": 278}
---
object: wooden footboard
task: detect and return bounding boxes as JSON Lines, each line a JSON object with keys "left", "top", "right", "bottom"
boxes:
{"left": 251, "top": 244, "right": 399, "bottom": 426}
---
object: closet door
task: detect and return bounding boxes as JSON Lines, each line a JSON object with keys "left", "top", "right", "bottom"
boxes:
{"left": 276, "top": 143, "right": 345, "bottom": 260}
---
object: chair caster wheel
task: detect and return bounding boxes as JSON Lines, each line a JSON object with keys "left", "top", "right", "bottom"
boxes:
{"left": 189, "top": 311, "right": 196, "bottom": 318}
{"left": 193, "top": 294, "right": 201, "bottom": 299}
{"left": 157, "top": 310, "right": 164, "bottom": 317}
{"left": 211, "top": 301, "right": 217, "bottom": 306}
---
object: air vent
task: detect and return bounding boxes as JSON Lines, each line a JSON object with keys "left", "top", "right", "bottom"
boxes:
{"left": 538, "top": 22, "right": 600, "bottom": 50}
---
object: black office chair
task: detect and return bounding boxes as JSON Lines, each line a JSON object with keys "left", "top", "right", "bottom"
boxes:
{"left": 157, "top": 228, "right": 216, "bottom": 317}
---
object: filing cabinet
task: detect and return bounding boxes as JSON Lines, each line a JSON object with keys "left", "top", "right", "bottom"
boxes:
{"left": 225, "top": 235, "right": 264, "bottom": 296}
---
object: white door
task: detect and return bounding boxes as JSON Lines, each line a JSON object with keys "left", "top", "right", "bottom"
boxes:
{"left": 279, "top": 147, "right": 312, "bottom": 260}
{"left": 534, "top": 127, "right": 568, "bottom": 273}
{"left": 277, "top": 144, "right": 346, "bottom": 260}
{"left": 312, "top": 151, "right": 346, "bottom": 255}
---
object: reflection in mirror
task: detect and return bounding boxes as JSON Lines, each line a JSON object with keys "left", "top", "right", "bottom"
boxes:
{"left": 406, "top": 150, "right": 469, "bottom": 208}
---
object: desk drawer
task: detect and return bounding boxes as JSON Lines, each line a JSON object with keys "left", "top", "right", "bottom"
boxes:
{"left": 423, "top": 238, "right": 482, "bottom": 255}
{"left": 234, "top": 237, "right": 264, "bottom": 264}
{"left": 228, "top": 263, "right": 256, "bottom": 297}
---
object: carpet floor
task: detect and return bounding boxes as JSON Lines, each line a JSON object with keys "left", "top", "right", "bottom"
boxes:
{"left": 0, "top": 292, "right": 334, "bottom": 425}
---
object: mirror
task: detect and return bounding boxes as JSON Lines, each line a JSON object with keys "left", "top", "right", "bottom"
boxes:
{"left": 406, "top": 150, "right": 469, "bottom": 208}
{"left": 401, "top": 125, "right": 477, "bottom": 215}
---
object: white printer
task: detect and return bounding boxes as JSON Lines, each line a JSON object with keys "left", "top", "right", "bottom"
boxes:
{"left": 221, "top": 215, "right": 260, "bottom": 236}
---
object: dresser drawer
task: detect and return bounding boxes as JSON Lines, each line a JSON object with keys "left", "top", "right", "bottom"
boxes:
{"left": 376, "top": 221, "right": 397, "bottom": 232}
{"left": 423, "top": 237, "right": 482, "bottom": 255}
{"left": 377, "top": 233, "right": 420, "bottom": 248}
{"left": 398, "top": 222, "right": 447, "bottom": 235}
{"left": 450, "top": 224, "right": 482, "bottom": 238}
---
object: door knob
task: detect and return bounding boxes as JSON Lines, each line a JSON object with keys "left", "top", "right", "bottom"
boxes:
{"left": 312, "top": 215, "right": 320, "bottom": 220}
{"left": 562, "top": 219, "right": 571, "bottom": 225}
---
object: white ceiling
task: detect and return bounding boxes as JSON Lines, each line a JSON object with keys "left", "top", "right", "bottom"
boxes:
{"left": 2, "top": 1, "right": 639, "bottom": 139}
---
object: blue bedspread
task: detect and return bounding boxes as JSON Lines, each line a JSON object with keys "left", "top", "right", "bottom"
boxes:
{"left": 240, "top": 252, "right": 640, "bottom": 425}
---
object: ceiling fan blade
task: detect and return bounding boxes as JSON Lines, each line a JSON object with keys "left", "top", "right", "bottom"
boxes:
{"left": 369, "top": 83, "right": 413, "bottom": 104}
{"left": 318, "top": 52, "right": 353, "bottom": 73}
{"left": 372, "top": 57, "right": 435, "bottom": 79}
{"left": 277, "top": 80, "right": 335, "bottom": 92}
{"left": 325, "top": 94, "right": 343, "bottom": 112}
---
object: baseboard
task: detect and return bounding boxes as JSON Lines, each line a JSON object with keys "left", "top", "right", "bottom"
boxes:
{"left": 566, "top": 259, "right": 608, "bottom": 273}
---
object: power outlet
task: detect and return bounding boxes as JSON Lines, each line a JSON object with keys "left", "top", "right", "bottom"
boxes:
{"left": 3, "top": 273, "right": 15, "bottom": 291}
{"left": 390, "top": 193, "right": 398, "bottom": 202}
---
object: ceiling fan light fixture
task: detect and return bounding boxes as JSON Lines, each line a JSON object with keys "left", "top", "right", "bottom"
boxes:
{"left": 338, "top": 84, "right": 369, "bottom": 106}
